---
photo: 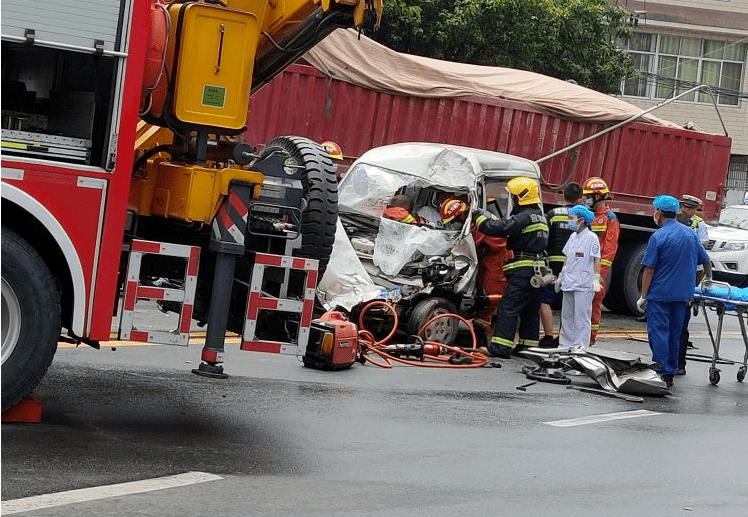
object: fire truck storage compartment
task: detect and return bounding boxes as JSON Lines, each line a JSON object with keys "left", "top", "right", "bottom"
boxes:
{"left": 1, "top": 0, "right": 127, "bottom": 167}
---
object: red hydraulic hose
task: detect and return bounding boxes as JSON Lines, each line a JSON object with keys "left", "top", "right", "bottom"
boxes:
{"left": 356, "top": 301, "right": 488, "bottom": 368}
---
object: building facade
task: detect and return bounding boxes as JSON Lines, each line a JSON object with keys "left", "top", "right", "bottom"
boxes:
{"left": 615, "top": 0, "right": 748, "bottom": 204}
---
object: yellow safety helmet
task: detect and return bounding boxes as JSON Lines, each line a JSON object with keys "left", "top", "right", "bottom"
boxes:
{"left": 582, "top": 177, "right": 609, "bottom": 196}
{"left": 506, "top": 177, "right": 540, "bottom": 206}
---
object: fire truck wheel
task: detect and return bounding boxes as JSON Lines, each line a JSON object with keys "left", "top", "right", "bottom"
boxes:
{"left": 407, "top": 297, "right": 459, "bottom": 345}
{"left": 605, "top": 240, "right": 648, "bottom": 315}
{"left": 1, "top": 227, "right": 60, "bottom": 412}
{"left": 260, "top": 136, "right": 338, "bottom": 272}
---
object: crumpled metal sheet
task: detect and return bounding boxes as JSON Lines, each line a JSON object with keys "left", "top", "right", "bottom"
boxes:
{"left": 316, "top": 221, "right": 382, "bottom": 311}
{"left": 521, "top": 347, "right": 670, "bottom": 396}
{"left": 568, "top": 353, "right": 669, "bottom": 396}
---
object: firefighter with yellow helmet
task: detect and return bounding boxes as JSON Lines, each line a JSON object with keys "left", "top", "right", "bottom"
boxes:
{"left": 582, "top": 176, "right": 620, "bottom": 345}
{"left": 472, "top": 177, "right": 549, "bottom": 358}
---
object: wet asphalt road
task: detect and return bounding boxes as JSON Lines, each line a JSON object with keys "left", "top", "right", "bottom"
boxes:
{"left": 2, "top": 309, "right": 748, "bottom": 516}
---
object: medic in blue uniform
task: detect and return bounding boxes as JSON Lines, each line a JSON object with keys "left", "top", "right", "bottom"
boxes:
{"left": 638, "top": 195, "right": 713, "bottom": 387}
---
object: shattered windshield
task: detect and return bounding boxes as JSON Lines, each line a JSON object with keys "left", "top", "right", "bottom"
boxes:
{"left": 338, "top": 162, "right": 475, "bottom": 228}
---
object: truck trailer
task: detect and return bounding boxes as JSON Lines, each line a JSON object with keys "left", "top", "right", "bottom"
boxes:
{"left": 241, "top": 30, "right": 733, "bottom": 316}
{"left": 1, "top": 0, "right": 383, "bottom": 411}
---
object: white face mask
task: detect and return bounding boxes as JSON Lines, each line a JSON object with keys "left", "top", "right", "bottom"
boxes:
{"left": 584, "top": 198, "right": 594, "bottom": 208}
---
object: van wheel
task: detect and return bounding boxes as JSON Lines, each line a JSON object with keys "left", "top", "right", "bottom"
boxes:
{"left": 605, "top": 241, "right": 648, "bottom": 315}
{"left": 2, "top": 227, "right": 60, "bottom": 411}
{"left": 260, "top": 136, "right": 338, "bottom": 273}
{"left": 407, "top": 297, "right": 459, "bottom": 344}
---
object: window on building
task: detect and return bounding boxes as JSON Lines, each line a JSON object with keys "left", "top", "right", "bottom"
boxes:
{"left": 622, "top": 33, "right": 746, "bottom": 106}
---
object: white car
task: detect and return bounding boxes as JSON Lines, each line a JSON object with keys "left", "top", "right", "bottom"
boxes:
{"left": 706, "top": 205, "right": 748, "bottom": 287}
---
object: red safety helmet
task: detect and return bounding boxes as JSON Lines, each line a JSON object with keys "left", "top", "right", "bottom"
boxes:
{"left": 321, "top": 141, "right": 343, "bottom": 160}
{"left": 439, "top": 198, "right": 469, "bottom": 224}
{"left": 582, "top": 177, "right": 609, "bottom": 196}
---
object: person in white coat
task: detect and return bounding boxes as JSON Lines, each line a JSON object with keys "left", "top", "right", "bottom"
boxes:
{"left": 555, "top": 205, "right": 601, "bottom": 347}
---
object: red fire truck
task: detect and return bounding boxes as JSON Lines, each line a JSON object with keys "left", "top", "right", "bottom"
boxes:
{"left": 1, "top": 0, "right": 382, "bottom": 411}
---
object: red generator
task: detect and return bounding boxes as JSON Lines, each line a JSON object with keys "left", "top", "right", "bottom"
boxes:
{"left": 303, "top": 312, "right": 358, "bottom": 370}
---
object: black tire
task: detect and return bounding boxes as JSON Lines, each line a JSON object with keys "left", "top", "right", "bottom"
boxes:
{"left": 407, "top": 297, "right": 459, "bottom": 344}
{"left": 2, "top": 227, "right": 60, "bottom": 411}
{"left": 260, "top": 136, "right": 338, "bottom": 272}
{"left": 605, "top": 240, "right": 648, "bottom": 315}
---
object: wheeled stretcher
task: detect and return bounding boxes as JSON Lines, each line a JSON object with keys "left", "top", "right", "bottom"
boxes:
{"left": 692, "top": 282, "right": 748, "bottom": 385}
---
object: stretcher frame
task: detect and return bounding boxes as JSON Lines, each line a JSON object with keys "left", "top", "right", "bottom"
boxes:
{"left": 692, "top": 282, "right": 748, "bottom": 385}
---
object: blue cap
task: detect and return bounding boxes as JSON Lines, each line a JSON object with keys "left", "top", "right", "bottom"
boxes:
{"left": 653, "top": 195, "right": 679, "bottom": 213}
{"left": 568, "top": 204, "right": 594, "bottom": 225}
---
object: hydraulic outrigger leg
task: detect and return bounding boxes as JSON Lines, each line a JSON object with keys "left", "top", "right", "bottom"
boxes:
{"left": 192, "top": 183, "right": 254, "bottom": 379}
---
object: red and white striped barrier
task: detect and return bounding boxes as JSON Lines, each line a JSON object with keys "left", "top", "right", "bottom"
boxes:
{"left": 241, "top": 253, "right": 318, "bottom": 355}
{"left": 119, "top": 239, "right": 200, "bottom": 346}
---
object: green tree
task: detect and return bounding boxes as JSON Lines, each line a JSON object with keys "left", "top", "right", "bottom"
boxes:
{"left": 373, "top": 0, "right": 636, "bottom": 94}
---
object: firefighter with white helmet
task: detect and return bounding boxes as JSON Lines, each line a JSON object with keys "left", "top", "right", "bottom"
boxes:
{"left": 472, "top": 177, "right": 549, "bottom": 358}
{"left": 582, "top": 176, "right": 620, "bottom": 345}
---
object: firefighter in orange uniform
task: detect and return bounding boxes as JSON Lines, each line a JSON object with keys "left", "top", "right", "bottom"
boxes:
{"left": 383, "top": 194, "right": 426, "bottom": 225}
{"left": 582, "top": 177, "right": 620, "bottom": 345}
{"left": 439, "top": 198, "right": 507, "bottom": 346}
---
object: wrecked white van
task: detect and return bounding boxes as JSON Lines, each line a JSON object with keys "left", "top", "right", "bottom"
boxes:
{"left": 318, "top": 143, "right": 542, "bottom": 343}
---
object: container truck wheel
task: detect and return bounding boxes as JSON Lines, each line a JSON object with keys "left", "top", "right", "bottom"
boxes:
{"left": 1, "top": 227, "right": 60, "bottom": 411}
{"left": 605, "top": 241, "right": 648, "bottom": 315}
{"left": 260, "top": 136, "right": 338, "bottom": 272}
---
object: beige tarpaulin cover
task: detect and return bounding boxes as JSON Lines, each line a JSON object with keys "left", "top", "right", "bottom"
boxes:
{"left": 303, "top": 29, "right": 682, "bottom": 129}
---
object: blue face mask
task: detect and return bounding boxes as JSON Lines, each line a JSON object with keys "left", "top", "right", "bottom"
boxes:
{"left": 568, "top": 220, "right": 578, "bottom": 231}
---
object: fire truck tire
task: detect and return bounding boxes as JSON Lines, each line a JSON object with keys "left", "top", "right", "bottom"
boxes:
{"left": 407, "top": 297, "right": 459, "bottom": 345}
{"left": 1, "top": 227, "right": 61, "bottom": 412}
{"left": 605, "top": 240, "right": 648, "bottom": 315}
{"left": 260, "top": 136, "right": 338, "bottom": 271}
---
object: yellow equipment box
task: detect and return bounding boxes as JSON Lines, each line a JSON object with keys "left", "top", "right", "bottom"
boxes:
{"left": 172, "top": 3, "right": 261, "bottom": 130}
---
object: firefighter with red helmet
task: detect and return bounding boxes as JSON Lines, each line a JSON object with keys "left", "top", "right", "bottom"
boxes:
{"left": 439, "top": 197, "right": 508, "bottom": 344}
{"left": 472, "top": 177, "right": 549, "bottom": 358}
{"left": 439, "top": 197, "right": 470, "bottom": 230}
{"left": 582, "top": 177, "right": 620, "bottom": 346}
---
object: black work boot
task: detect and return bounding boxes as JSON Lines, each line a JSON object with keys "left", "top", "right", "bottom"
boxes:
{"left": 538, "top": 335, "right": 555, "bottom": 348}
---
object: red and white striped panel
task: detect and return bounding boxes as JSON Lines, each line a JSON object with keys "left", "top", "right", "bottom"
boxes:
{"left": 241, "top": 253, "right": 318, "bottom": 355}
{"left": 118, "top": 239, "right": 200, "bottom": 346}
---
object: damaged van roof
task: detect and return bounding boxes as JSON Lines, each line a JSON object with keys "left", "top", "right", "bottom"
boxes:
{"left": 354, "top": 143, "right": 540, "bottom": 187}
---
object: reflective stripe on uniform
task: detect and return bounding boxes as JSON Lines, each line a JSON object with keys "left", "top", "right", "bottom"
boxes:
{"left": 491, "top": 336, "right": 514, "bottom": 348}
{"left": 548, "top": 255, "right": 565, "bottom": 263}
{"left": 401, "top": 214, "right": 416, "bottom": 223}
{"left": 591, "top": 324, "right": 600, "bottom": 330}
{"left": 475, "top": 215, "right": 487, "bottom": 227}
{"left": 550, "top": 215, "right": 569, "bottom": 224}
{"left": 518, "top": 338, "right": 539, "bottom": 347}
{"left": 503, "top": 259, "right": 535, "bottom": 271}
{"left": 600, "top": 258, "right": 612, "bottom": 267}
{"left": 522, "top": 222, "right": 549, "bottom": 234}
{"left": 591, "top": 224, "right": 607, "bottom": 232}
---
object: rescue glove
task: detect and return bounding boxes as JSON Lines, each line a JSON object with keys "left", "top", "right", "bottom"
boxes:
{"left": 593, "top": 273, "right": 603, "bottom": 293}
{"left": 472, "top": 209, "right": 493, "bottom": 227}
{"left": 554, "top": 266, "right": 565, "bottom": 293}
{"left": 636, "top": 296, "right": 647, "bottom": 312}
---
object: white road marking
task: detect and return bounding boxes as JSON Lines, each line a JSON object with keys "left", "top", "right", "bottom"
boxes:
{"left": 544, "top": 409, "right": 661, "bottom": 427}
{"left": 1, "top": 471, "right": 222, "bottom": 514}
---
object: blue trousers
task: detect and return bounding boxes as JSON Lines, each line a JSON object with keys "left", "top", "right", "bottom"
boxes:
{"left": 647, "top": 300, "right": 689, "bottom": 376}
